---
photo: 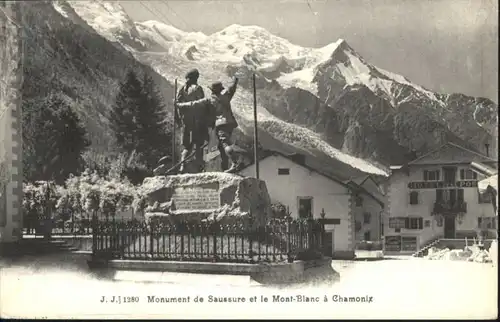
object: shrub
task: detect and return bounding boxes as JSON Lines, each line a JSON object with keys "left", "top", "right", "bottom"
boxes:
{"left": 270, "top": 202, "right": 290, "bottom": 219}
{"left": 23, "top": 171, "right": 146, "bottom": 221}
{"left": 81, "top": 149, "right": 150, "bottom": 185}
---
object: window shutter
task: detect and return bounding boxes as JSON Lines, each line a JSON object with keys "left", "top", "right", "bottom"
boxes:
{"left": 450, "top": 189, "right": 457, "bottom": 204}
{"left": 437, "top": 170, "right": 440, "bottom": 181}
{"left": 419, "top": 218, "right": 423, "bottom": 229}
{"left": 460, "top": 169, "right": 464, "bottom": 180}
{"left": 457, "top": 189, "right": 464, "bottom": 202}
{"left": 404, "top": 218, "right": 410, "bottom": 229}
{"left": 423, "top": 170, "right": 428, "bottom": 181}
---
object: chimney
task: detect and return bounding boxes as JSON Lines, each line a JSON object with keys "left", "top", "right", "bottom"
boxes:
{"left": 485, "top": 143, "right": 490, "bottom": 157}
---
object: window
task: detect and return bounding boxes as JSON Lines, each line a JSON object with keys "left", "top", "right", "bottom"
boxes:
{"left": 443, "top": 167, "right": 457, "bottom": 184}
{"left": 409, "top": 191, "right": 419, "bottom": 205}
{"left": 478, "top": 217, "right": 496, "bottom": 229}
{"left": 423, "top": 170, "right": 440, "bottom": 181}
{"left": 364, "top": 231, "right": 371, "bottom": 241}
{"left": 363, "top": 212, "right": 371, "bottom": 224}
{"left": 424, "top": 220, "right": 431, "bottom": 227}
{"left": 405, "top": 217, "right": 423, "bottom": 230}
{"left": 437, "top": 189, "right": 464, "bottom": 204}
{"left": 478, "top": 191, "right": 493, "bottom": 204}
{"left": 355, "top": 196, "right": 363, "bottom": 207}
{"left": 298, "top": 197, "right": 313, "bottom": 219}
{"left": 389, "top": 217, "right": 406, "bottom": 229}
{"left": 460, "top": 169, "right": 478, "bottom": 180}
{"left": 277, "top": 168, "right": 290, "bottom": 175}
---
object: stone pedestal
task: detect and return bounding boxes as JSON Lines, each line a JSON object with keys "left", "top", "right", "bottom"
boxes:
{"left": 140, "top": 173, "right": 272, "bottom": 228}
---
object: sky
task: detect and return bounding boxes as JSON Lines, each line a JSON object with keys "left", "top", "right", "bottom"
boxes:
{"left": 120, "top": 0, "right": 498, "bottom": 102}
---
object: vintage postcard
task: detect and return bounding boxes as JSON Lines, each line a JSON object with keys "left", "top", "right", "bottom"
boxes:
{"left": 0, "top": 0, "right": 498, "bottom": 319}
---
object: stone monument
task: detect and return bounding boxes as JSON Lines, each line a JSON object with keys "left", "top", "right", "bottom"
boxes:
{"left": 139, "top": 172, "right": 273, "bottom": 228}
{"left": 0, "top": 1, "right": 24, "bottom": 244}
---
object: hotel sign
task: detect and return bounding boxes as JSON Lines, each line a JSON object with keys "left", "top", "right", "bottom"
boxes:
{"left": 408, "top": 181, "right": 478, "bottom": 189}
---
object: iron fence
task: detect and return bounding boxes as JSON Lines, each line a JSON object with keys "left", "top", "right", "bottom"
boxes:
{"left": 92, "top": 216, "right": 326, "bottom": 263}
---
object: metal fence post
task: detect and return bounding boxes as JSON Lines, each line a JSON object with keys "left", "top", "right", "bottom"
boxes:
{"left": 321, "top": 221, "right": 326, "bottom": 255}
{"left": 287, "top": 217, "right": 292, "bottom": 263}
{"left": 248, "top": 221, "right": 253, "bottom": 263}
{"left": 307, "top": 218, "right": 313, "bottom": 250}
{"left": 180, "top": 222, "right": 185, "bottom": 261}
{"left": 92, "top": 210, "right": 97, "bottom": 256}
{"left": 212, "top": 222, "right": 218, "bottom": 262}
{"left": 112, "top": 213, "right": 116, "bottom": 258}
{"left": 150, "top": 221, "right": 154, "bottom": 259}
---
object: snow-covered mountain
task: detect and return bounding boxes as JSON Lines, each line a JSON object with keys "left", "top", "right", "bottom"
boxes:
{"left": 50, "top": 0, "right": 497, "bottom": 178}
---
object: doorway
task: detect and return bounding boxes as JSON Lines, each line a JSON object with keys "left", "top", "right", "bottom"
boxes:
{"left": 443, "top": 215, "right": 456, "bottom": 238}
{"left": 443, "top": 167, "right": 457, "bottom": 184}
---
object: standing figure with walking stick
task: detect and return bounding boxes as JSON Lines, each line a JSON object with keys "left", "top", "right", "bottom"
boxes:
{"left": 175, "top": 69, "right": 208, "bottom": 173}
{"left": 176, "top": 76, "right": 242, "bottom": 173}
{"left": 154, "top": 69, "right": 208, "bottom": 175}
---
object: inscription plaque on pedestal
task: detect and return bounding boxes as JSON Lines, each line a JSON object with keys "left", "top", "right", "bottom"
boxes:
{"left": 171, "top": 182, "right": 221, "bottom": 211}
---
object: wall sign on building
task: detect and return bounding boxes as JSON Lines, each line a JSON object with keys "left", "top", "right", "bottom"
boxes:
{"left": 384, "top": 235, "right": 402, "bottom": 252}
{"left": 384, "top": 235, "right": 418, "bottom": 252}
{"left": 408, "top": 181, "right": 478, "bottom": 189}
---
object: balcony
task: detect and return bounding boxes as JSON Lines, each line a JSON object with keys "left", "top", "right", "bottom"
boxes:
{"left": 433, "top": 201, "right": 467, "bottom": 214}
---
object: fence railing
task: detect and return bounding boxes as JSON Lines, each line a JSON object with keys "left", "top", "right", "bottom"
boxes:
{"left": 92, "top": 217, "right": 326, "bottom": 263}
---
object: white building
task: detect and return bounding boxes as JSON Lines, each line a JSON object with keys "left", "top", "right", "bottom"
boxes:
{"left": 345, "top": 176, "right": 387, "bottom": 243}
{"left": 386, "top": 143, "right": 498, "bottom": 255}
{"left": 0, "top": 1, "right": 24, "bottom": 244}
{"left": 238, "top": 152, "right": 385, "bottom": 259}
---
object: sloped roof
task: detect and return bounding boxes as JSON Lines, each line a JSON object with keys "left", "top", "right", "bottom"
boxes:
{"left": 240, "top": 152, "right": 385, "bottom": 208}
{"left": 239, "top": 151, "right": 350, "bottom": 188}
{"left": 478, "top": 174, "right": 498, "bottom": 214}
{"left": 470, "top": 162, "right": 498, "bottom": 177}
{"left": 343, "top": 176, "right": 385, "bottom": 208}
{"left": 479, "top": 174, "right": 498, "bottom": 193}
{"left": 407, "top": 142, "right": 497, "bottom": 166}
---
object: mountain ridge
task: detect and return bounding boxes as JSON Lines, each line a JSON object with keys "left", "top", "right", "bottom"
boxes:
{"left": 21, "top": 0, "right": 498, "bottom": 181}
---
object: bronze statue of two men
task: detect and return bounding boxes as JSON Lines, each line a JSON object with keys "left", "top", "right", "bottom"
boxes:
{"left": 173, "top": 68, "right": 242, "bottom": 174}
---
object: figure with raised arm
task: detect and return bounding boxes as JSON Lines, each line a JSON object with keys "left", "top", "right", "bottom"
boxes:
{"left": 176, "top": 76, "right": 242, "bottom": 173}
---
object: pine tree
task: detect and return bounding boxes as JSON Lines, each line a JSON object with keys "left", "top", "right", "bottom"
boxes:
{"left": 110, "top": 69, "right": 172, "bottom": 175}
{"left": 110, "top": 70, "right": 143, "bottom": 154}
{"left": 136, "top": 72, "right": 172, "bottom": 169}
{"left": 22, "top": 93, "right": 90, "bottom": 184}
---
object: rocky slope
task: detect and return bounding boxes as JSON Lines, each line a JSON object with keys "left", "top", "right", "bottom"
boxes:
{"left": 24, "top": 0, "right": 499, "bottom": 180}
{"left": 18, "top": 0, "right": 175, "bottom": 153}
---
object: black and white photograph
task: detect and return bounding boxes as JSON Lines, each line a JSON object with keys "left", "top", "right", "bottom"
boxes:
{"left": 0, "top": 0, "right": 498, "bottom": 319}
